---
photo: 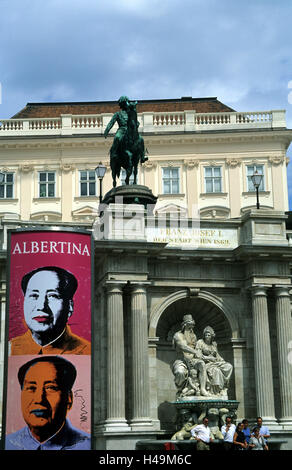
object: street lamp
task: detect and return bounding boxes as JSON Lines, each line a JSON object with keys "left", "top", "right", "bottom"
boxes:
{"left": 251, "top": 170, "right": 263, "bottom": 209}
{"left": 95, "top": 162, "right": 107, "bottom": 203}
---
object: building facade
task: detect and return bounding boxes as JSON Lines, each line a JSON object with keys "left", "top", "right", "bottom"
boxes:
{"left": 0, "top": 97, "right": 292, "bottom": 449}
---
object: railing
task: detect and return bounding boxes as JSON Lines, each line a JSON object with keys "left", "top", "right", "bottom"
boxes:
{"left": 0, "top": 109, "right": 286, "bottom": 136}
{"left": 71, "top": 114, "right": 103, "bottom": 129}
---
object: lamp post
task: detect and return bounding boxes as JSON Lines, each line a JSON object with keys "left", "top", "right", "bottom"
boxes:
{"left": 251, "top": 170, "right": 263, "bottom": 209}
{"left": 95, "top": 162, "right": 107, "bottom": 203}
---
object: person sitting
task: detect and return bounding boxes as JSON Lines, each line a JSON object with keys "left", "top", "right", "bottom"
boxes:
{"left": 233, "top": 423, "right": 248, "bottom": 450}
{"left": 249, "top": 427, "right": 268, "bottom": 451}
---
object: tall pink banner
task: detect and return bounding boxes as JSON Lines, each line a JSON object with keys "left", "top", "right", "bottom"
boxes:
{"left": 3, "top": 229, "right": 92, "bottom": 450}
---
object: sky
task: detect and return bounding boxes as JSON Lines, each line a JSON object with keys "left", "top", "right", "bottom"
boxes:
{"left": 1, "top": 0, "right": 292, "bottom": 206}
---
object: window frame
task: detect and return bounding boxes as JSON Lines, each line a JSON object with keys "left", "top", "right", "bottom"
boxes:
{"left": 246, "top": 164, "right": 265, "bottom": 192}
{"left": 0, "top": 172, "right": 14, "bottom": 199}
{"left": 79, "top": 170, "right": 97, "bottom": 197}
{"left": 204, "top": 166, "right": 222, "bottom": 193}
{"left": 38, "top": 171, "right": 56, "bottom": 198}
{"left": 162, "top": 166, "right": 180, "bottom": 194}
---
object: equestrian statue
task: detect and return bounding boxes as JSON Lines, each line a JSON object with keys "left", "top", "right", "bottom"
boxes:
{"left": 104, "top": 96, "right": 148, "bottom": 188}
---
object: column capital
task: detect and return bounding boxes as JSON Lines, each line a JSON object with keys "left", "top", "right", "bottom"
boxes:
{"left": 129, "top": 281, "right": 151, "bottom": 293}
{"left": 251, "top": 284, "right": 271, "bottom": 297}
{"left": 104, "top": 280, "right": 127, "bottom": 293}
{"left": 273, "top": 285, "right": 291, "bottom": 298}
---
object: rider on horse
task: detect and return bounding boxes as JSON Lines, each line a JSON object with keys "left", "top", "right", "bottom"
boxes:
{"left": 104, "top": 96, "right": 147, "bottom": 187}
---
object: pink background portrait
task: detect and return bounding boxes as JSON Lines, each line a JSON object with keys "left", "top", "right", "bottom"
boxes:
{"left": 8, "top": 230, "right": 92, "bottom": 343}
{"left": 6, "top": 355, "right": 91, "bottom": 435}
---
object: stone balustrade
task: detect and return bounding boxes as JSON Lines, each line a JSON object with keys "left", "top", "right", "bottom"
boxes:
{"left": 0, "top": 109, "right": 286, "bottom": 136}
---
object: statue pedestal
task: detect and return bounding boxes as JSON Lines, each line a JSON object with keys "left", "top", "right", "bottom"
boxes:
{"left": 102, "top": 184, "right": 157, "bottom": 208}
{"left": 172, "top": 399, "right": 240, "bottom": 434}
{"left": 94, "top": 185, "right": 158, "bottom": 242}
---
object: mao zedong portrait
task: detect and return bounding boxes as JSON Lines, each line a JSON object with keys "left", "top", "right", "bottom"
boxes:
{"left": 10, "top": 266, "right": 91, "bottom": 355}
{"left": 5, "top": 356, "right": 91, "bottom": 450}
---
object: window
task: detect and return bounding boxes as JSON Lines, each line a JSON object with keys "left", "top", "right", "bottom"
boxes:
{"left": 204, "top": 166, "right": 222, "bottom": 193}
{"left": 247, "top": 165, "right": 265, "bottom": 191}
{"left": 39, "top": 172, "right": 55, "bottom": 198}
{"left": 80, "top": 170, "right": 96, "bottom": 196}
{"left": 120, "top": 169, "right": 135, "bottom": 185}
{"left": 162, "top": 167, "right": 180, "bottom": 194}
{"left": 0, "top": 172, "right": 14, "bottom": 198}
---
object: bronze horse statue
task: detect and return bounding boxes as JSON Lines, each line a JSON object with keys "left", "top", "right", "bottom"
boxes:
{"left": 104, "top": 96, "right": 147, "bottom": 187}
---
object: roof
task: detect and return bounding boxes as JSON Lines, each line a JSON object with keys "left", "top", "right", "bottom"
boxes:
{"left": 11, "top": 97, "right": 235, "bottom": 118}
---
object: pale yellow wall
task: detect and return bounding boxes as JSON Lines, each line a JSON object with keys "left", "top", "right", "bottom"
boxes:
{"left": 0, "top": 131, "right": 290, "bottom": 223}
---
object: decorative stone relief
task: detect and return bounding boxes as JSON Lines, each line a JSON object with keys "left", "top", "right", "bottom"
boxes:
{"left": 144, "top": 160, "right": 157, "bottom": 170}
{"left": 0, "top": 167, "right": 12, "bottom": 173}
{"left": 19, "top": 164, "right": 34, "bottom": 173}
{"left": 183, "top": 159, "right": 199, "bottom": 169}
{"left": 226, "top": 158, "right": 241, "bottom": 168}
{"left": 60, "top": 163, "right": 75, "bottom": 172}
{"left": 268, "top": 155, "right": 285, "bottom": 166}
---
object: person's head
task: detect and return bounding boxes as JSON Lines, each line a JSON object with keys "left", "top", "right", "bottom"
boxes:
{"left": 203, "top": 326, "right": 215, "bottom": 344}
{"left": 253, "top": 426, "right": 260, "bottom": 436}
{"left": 21, "top": 266, "right": 78, "bottom": 341}
{"left": 256, "top": 417, "right": 263, "bottom": 427}
{"left": 181, "top": 314, "right": 195, "bottom": 332}
{"left": 202, "top": 417, "right": 209, "bottom": 427}
{"left": 236, "top": 423, "right": 244, "bottom": 432}
{"left": 118, "top": 96, "right": 129, "bottom": 110}
{"left": 242, "top": 419, "right": 249, "bottom": 428}
{"left": 225, "top": 416, "right": 233, "bottom": 424}
{"left": 18, "top": 356, "right": 76, "bottom": 442}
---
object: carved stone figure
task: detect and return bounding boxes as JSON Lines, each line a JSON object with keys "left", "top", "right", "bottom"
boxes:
{"left": 104, "top": 96, "right": 147, "bottom": 188}
{"left": 207, "top": 408, "right": 224, "bottom": 440}
{"left": 171, "top": 314, "right": 209, "bottom": 398}
{"left": 170, "top": 410, "right": 195, "bottom": 441}
{"left": 195, "top": 326, "right": 233, "bottom": 398}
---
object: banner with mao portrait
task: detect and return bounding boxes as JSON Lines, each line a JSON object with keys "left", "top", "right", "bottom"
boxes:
{"left": 2, "top": 229, "right": 92, "bottom": 450}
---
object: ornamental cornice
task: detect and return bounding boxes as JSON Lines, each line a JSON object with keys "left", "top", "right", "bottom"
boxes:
{"left": 144, "top": 160, "right": 157, "bottom": 170}
{"left": 60, "top": 163, "right": 75, "bottom": 172}
{"left": 183, "top": 159, "right": 199, "bottom": 168}
{"left": 162, "top": 160, "right": 181, "bottom": 167}
{"left": 0, "top": 166, "right": 13, "bottom": 173}
{"left": 225, "top": 158, "right": 241, "bottom": 168}
{"left": 19, "top": 164, "right": 34, "bottom": 173}
{"left": 205, "top": 160, "right": 222, "bottom": 167}
{"left": 268, "top": 155, "right": 285, "bottom": 165}
{"left": 0, "top": 129, "right": 291, "bottom": 151}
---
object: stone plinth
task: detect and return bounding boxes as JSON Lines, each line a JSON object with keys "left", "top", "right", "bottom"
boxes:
{"left": 102, "top": 184, "right": 157, "bottom": 209}
{"left": 173, "top": 399, "right": 240, "bottom": 430}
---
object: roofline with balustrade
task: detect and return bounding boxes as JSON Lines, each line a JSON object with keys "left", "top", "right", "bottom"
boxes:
{"left": 0, "top": 109, "right": 287, "bottom": 137}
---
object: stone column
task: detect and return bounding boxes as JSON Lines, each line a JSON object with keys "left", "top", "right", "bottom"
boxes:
{"left": 274, "top": 286, "right": 292, "bottom": 425}
{"left": 231, "top": 338, "right": 246, "bottom": 420}
{"left": 105, "top": 282, "right": 130, "bottom": 431}
{"left": 251, "top": 285, "right": 277, "bottom": 425}
{"left": 130, "top": 283, "right": 153, "bottom": 429}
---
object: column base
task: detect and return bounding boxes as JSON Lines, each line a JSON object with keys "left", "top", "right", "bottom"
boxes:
{"left": 278, "top": 418, "right": 292, "bottom": 428}
{"left": 130, "top": 418, "right": 154, "bottom": 431}
{"left": 102, "top": 419, "right": 131, "bottom": 433}
{"left": 260, "top": 417, "right": 278, "bottom": 427}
